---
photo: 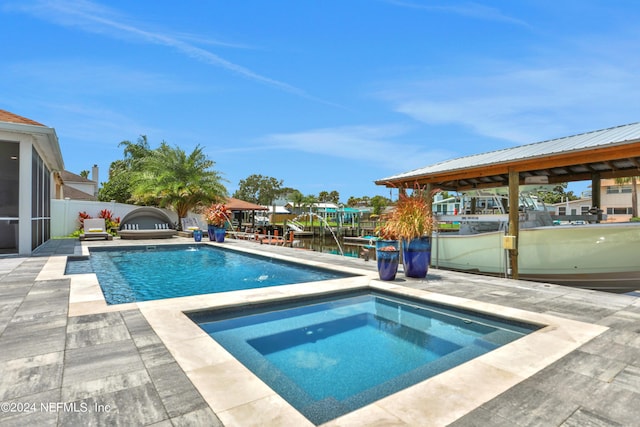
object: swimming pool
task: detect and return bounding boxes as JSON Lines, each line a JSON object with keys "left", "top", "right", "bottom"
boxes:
{"left": 190, "top": 289, "right": 541, "bottom": 425}
{"left": 86, "top": 245, "right": 357, "bottom": 304}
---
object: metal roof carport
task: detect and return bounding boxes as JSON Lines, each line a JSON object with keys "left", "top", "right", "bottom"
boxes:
{"left": 375, "top": 122, "right": 640, "bottom": 279}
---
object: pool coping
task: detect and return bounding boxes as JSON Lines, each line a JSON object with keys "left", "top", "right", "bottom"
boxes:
{"left": 43, "top": 240, "right": 608, "bottom": 426}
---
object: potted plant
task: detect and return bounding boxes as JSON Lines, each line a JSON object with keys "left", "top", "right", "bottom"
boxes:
{"left": 382, "top": 184, "right": 437, "bottom": 278}
{"left": 374, "top": 220, "right": 398, "bottom": 250}
{"left": 377, "top": 246, "right": 400, "bottom": 280}
{"left": 374, "top": 223, "right": 400, "bottom": 281}
{"left": 205, "top": 203, "right": 231, "bottom": 242}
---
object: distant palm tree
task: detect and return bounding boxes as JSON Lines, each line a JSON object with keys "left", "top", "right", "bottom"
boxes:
{"left": 289, "top": 190, "right": 305, "bottom": 215}
{"left": 614, "top": 176, "right": 639, "bottom": 218}
{"left": 131, "top": 143, "right": 227, "bottom": 228}
{"left": 302, "top": 194, "right": 318, "bottom": 211}
{"left": 301, "top": 194, "right": 319, "bottom": 223}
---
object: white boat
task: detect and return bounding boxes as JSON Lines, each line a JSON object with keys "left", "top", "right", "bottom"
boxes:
{"left": 344, "top": 235, "right": 378, "bottom": 247}
{"left": 431, "top": 188, "right": 640, "bottom": 293}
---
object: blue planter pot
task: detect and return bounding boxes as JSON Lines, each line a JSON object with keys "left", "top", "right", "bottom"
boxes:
{"left": 193, "top": 230, "right": 202, "bottom": 242}
{"left": 207, "top": 225, "right": 226, "bottom": 242}
{"left": 402, "top": 236, "right": 431, "bottom": 278}
{"left": 376, "top": 248, "right": 400, "bottom": 281}
{"left": 214, "top": 227, "right": 226, "bottom": 243}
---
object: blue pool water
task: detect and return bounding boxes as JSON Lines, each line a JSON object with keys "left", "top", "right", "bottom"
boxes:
{"left": 87, "top": 245, "right": 355, "bottom": 304}
{"left": 64, "top": 256, "right": 92, "bottom": 274}
{"left": 191, "top": 290, "right": 540, "bottom": 425}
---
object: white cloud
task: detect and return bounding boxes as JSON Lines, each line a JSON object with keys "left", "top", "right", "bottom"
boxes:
{"left": 39, "top": 101, "right": 156, "bottom": 146}
{"left": 7, "top": 0, "right": 320, "bottom": 100}
{"left": 3, "top": 61, "right": 199, "bottom": 95}
{"left": 256, "top": 124, "right": 453, "bottom": 170}
{"left": 385, "top": 0, "right": 531, "bottom": 27}
{"left": 385, "top": 60, "right": 640, "bottom": 145}
{"left": 375, "top": 8, "right": 640, "bottom": 145}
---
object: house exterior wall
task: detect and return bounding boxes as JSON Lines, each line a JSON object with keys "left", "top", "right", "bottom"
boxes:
{"left": 551, "top": 199, "right": 592, "bottom": 216}
{"left": 65, "top": 181, "right": 96, "bottom": 197}
{"left": 549, "top": 178, "right": 638, "bottom": 223}
{"left": 600, "top": 178, "right": 639, "bottom": 222}
{"left": 18, "top": 138, "right": 31, "bottom": 255}
{"left": 0, "top": 118, "right": 63, "bottom": 255}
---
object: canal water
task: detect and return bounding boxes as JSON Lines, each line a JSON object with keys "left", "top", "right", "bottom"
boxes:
{"left": 292, "top": 236, "right": 370, "bottom": 259}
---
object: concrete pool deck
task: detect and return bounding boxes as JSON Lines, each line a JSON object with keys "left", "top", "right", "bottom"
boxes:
{"left": 1, "top": 237, "right": 639, "bottom": 426}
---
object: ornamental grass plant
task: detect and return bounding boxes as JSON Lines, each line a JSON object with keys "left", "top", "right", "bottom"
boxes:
{"left": 383, "top": 184, "right": 438, "bottom": 241}
{"left": 375, "top": 219, "right": 397, "bottom": 241}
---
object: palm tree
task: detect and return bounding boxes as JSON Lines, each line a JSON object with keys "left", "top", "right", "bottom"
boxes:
{"left": 301, "top": 194, "right": 318, "bottom": 224}
{"left": 614, "top": 176, "right": 639, "bottom": 218}
{"left": 121, "top": 136, "right": 152, "bottom": 163}
{"left": 131, "top": 143, "right": 227, "bottom": 228}
{"left": 99, "top": 136, "right": 153, "bottom": 203}
{"left": 289, "top": 190, "right": 305, "bottom": 215}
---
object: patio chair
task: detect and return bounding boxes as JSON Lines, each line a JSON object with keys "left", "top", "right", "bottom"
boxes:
{"left": 181, "top": 217, "right": 202, "bottom": 233}
{"left": 79, "top": 218, "right": 113, "bottom": 241}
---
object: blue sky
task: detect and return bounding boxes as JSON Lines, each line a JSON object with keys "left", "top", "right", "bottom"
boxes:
{"left": 2, "top": 1, "right": 640, "bottom": 201}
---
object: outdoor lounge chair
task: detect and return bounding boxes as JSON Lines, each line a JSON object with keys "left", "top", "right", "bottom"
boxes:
{"left": 180, "top": 217, "right": 203, "bottom": 236}
{"left": 79, "top": 218, "right": 113, "bottom": 241}
{"left": 117, "top": 207, "right": 177, "bottom": 239}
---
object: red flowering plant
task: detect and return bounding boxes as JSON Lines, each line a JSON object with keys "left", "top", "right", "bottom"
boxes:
{"left": 77, "top": 209, "right": 120, "bottom": 235}
{"left": 99, "top": 209, "right": 120, "bottom": 234}
{"left": 205, "top": 203, "right": 231, "bottom": 227}
{"left": 78, "top": 211, "right": 91, "bottom": 229}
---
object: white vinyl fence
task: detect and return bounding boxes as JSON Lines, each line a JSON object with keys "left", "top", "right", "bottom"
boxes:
{"left": 51, "top": 199, "right": 178, "bottom": 237}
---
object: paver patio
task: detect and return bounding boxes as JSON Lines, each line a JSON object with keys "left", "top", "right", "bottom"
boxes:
{"left": 1, "top": 237, "right": 638, "bottom": 426}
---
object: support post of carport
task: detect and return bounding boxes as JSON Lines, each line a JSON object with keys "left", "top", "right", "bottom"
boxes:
{"left": 591, "top": 173, "right": 602, "bottom": 223}
{"left": 508, "top": 168, "right": 520, "bottom": 279}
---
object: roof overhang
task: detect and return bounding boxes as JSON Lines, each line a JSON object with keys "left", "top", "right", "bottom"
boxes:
{"left": 225, "top": 197, "right": 268, "bottom": 211}
{"left": 0, "top": 121, "right": 64, "bottom": 171}
{"left": 376, "top": 123, "right": 640, "bottom": 192}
